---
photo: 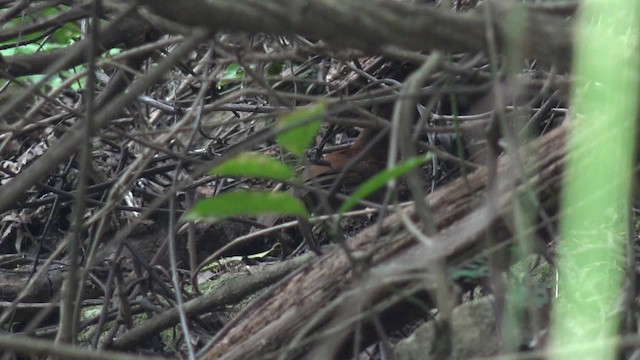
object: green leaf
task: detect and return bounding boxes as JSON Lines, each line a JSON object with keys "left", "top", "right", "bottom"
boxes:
{"left": 52, "top": 23, "right": 80, "bottom": 45}
{"left": 183, "top": 191, "right": 309, "bottom": 222}
{"left": 106, "top": 48, "right": 122, "bottom": 56}
{"left": 339, "top": 153, "right": 433, "bottom": 213}
{"left": 217, "top": 63, "right": 244, "bottom": 88}
{"left": 209, "top": 152, "right": 294, "bottom": 180}
{"left": 276, "top": 102, "right": 326, "bottom": 158}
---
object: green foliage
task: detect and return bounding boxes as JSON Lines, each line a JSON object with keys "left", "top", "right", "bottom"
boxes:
{"left": 186, "top": 101, "right": 431, "bottom": 227}
{"left": 275, "top": 102, "right": 325, "bottom": 157}
{"left": 0, "top": 7, "right": 85, "bottom": 89}
{"left": 338, "top": 153, "right": 432, "bottom": 213}
{"left": 1, "top": 10, "right": 80, "bottom": 54}
{"left": 186, "top": 102, "right": 329, "bottom": 224}
{"left": 183, "top": 191, "right": 309, "bottom": 221}
{"left": 217, "top": 63, "right": 244, "bottom": 88}
{"left": 51, "top": 22, "right": 80, "bottom": 45}
{"left": 209, "top": 152, "right": 295, "bottom": 180}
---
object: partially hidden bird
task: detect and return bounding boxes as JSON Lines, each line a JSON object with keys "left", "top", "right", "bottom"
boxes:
{"left": 299, "top": 126, "right": 389, "bottom": 214}
{"left": 255, "top": 126, "right": 389, "bottom": 234}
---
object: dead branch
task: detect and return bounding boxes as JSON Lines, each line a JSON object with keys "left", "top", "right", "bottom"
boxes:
{"left": 142, "top": 0, "right": 574, "bottom": 71}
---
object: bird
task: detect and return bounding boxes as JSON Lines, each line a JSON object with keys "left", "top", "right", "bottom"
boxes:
{"left": 253, "top": 126, "right": 389, "bottom": 255}
{"left": 299, "top": 126, "right": 389, "bottom": 214}
{"left": 254, "top": 126, "right": 388, "bottom": 226}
